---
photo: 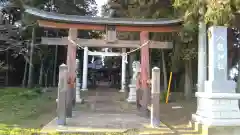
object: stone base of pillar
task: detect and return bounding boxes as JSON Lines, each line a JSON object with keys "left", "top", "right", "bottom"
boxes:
{"left": 75, "top": 82, "right": 83, "bottom": 103}
{"left": 192, "top": 92, "right": 240, "bottom": 128}
{"left": 192, "top": 113, "right": 240, "bottom": 126}
{"left": 75, "top": 88, "right": 83, "bottom": 104}
{"left": 119, "top": 89, "right": 125, "bottom": 92}
{"left": 190, "top": 120, "right": 240, "bottom": 135}
{"left": 75, "top": 97, "right": 83, "bottom": 103}
{"left": 127, "top": 84, "right": 136, "bottom": 103}
{"left": 81, "top": 88, "right": 88, "bottom": 91}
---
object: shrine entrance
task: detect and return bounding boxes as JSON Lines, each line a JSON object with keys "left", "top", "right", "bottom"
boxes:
{"left": 26, "top": 4, "right": 181, "bottom": 112}
{"left": 86, "top": 49, "right": 123, "bottom": 89}
{"left": 24, "top": 5, "right": 182, "bottom": 133}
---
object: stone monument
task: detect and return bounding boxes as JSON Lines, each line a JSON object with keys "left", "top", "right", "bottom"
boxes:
{"left": 57, "top": 64, "right": 68, "bottom": 125}
{"left": 127, "top": 61, "right": 140, "bottom": 103}
{"left": 192, "top": 26, "right": 240, "bottom": 135}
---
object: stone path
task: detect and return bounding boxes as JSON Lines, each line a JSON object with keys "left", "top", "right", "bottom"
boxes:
{"left": 41, "top": 88, "right": 175, "bottom": 134}
{"left": 41, "top": 87, "right": 201, "bottom": 134}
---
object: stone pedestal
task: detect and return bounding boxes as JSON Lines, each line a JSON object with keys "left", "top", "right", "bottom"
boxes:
{"left": 119, "top": 89, "right": 125, "bottom": 93}
{"left": 192, "top": 91, "right": 240, "bottom": 135}
{"left": 127, "top": 84, "right": 137, "bottom": 103}
{"left": 193, "top": 92, "right": 240, "bottom": 126}
{"left": 191, "top": 120, "right": 240, "bottom": 135}
{"left": 192, "top": 26, "right": 240, "bottom": 135}
{"left": 75, "top": 81, "right": 83, "bottom": 103}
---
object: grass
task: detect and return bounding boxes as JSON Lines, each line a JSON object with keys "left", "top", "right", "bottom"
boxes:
{"left": 0, "top": 87, "right": 57, "bottom": 129}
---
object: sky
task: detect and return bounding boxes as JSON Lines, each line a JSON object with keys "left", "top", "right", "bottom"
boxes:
{"left": 96, "top": 0, "right": 108, "bottom": 16}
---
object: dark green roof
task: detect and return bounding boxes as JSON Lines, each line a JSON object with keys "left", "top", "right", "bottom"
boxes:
{"left": 24, "top": 6, "right": 182, "bottom": 27}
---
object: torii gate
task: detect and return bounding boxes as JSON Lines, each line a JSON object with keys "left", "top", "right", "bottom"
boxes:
{"left": 24, "top": 6, "right": 182, "bottom": 114}
{"left": 40, "top": 37, "right": 173, "bottom": 92}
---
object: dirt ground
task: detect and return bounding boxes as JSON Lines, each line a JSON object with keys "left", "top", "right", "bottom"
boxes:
{"left": 160, "top": 100, "right": 197, "bottom": 126}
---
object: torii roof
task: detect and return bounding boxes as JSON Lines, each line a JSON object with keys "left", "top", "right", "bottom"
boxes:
{"left": 24, "top": 6, "right": 182, "bottom": 27}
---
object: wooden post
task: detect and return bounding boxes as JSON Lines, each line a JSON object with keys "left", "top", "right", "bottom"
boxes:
{"left": 151, "top": 67, "right": 161, "bottom": 127}
{"left": 140, "top": 31, "right": 150, "bottom": 116}
{"left": 57, "top": 64, "right": 68, "bottom": 125}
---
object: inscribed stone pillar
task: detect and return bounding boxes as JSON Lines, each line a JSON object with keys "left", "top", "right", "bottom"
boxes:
{"left": 192, "top": 26, "right": 240, "bottom": 127}
{"left": 140, "top": 31, "right": 150, "bottom": 116}
{"left": 151, "top": 67, "right": 161, "bottom": 127}
{"left": 57, "top": 64, "right": 68, "bottom": 125}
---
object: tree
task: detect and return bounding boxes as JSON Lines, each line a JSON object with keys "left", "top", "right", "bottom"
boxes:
{"left": 232, "top": 28, "right": 240, "bottom": 93}
{"left": 173, "top": 0, "right": 240, "bottom": 97}
{"left": 4, "top": 0, "right": 98, "bottom": 87}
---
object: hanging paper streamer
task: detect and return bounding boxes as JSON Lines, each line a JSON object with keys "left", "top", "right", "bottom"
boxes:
{"left": 122, "top": 53, "right": 128, "bottom": 64}
{"left": 91, "top": 56, "right": 95, "bottom": 63}
{"left": 101, "top": 55, "right": 105, "bottom": 66}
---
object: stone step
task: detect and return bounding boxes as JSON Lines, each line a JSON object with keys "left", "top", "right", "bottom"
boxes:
{"left": 41, "top": 124, "right": 176, "bottom": 135}
{"left": 41, "top": 129, "right": 176, "bottom": 135}
{"left": 42, "top": 121, "right": 221, "bottom": 135}
{"left": 170, "top": 121, "right": 202, "bottom": 135}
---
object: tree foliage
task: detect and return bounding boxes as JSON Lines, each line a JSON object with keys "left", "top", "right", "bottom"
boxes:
{"left": 173, "top": 0, "right": 240, "bottom": 26}
{"left": 0, "top": 0, "right": 98, "bottom": 86}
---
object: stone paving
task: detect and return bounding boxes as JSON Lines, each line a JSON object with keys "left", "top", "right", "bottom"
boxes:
{"left": 41, "top": 88, "right": 174, "bottom": 134}
{"left": 41, "top": 88, "right": 200, "bottom": 134}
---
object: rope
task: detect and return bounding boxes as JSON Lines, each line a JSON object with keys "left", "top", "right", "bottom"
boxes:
{"left": 68, "top": 37, "right": 151, "bottom": 56}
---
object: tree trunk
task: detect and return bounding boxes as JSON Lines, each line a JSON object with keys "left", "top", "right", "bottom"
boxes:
{"left": 5, "top": 50, "right": 8, "bottom": 86}
{"left": 22, "top": 58, "right": 28, "bottom": 87}
{"left": 27, "top": 27, "right": 35, "bottom": 88}
{"left": 38, "top": 60, "right": 44, "bottom": 86}
{"left": 237, "top": 60, "right": 240, "bottom": 109}
{"left": 44, "top": 70, "right": 49, "bottom": 88}
{"left": 237, "top": 60, "right": 240, "bottom": 92}
{"left": 189, "top": 59, "right": 193, "bottom": 93}
{"left": 53, "top": 45, "right": 58, "bottom": 86}
{"left": 184, "top": 60, "right": 193, "bottom": 100}
{"left": 161, "top": 50, "right": 167, "bottom": 91}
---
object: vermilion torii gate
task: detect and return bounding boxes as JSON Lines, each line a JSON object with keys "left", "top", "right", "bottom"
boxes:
{"left": 24, "top": 6, "right": 182, "bottom": 115}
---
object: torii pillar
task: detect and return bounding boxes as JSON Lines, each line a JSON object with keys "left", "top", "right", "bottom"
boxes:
{"left": 140, "top": 31, "right": 150, "bottom": 116}
{"left": 66, "top": 28, "right": 77, "bottom": 117}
